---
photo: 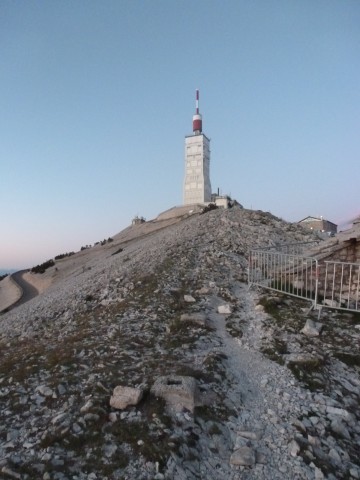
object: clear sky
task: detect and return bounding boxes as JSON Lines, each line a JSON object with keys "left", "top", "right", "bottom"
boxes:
{"left": 1, "top": 0, "right": 359, "bottom": 270}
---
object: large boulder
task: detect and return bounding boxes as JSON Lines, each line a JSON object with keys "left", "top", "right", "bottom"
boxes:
{"left": 301, "top": 319, "right": 323, "bottom": 337}
{"left": 110, "top": 386, "right": 144, "bottom": 410}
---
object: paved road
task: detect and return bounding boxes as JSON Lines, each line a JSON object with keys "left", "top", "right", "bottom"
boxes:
{"left": 9, "top": 270, "right": 39, "bottom": 310}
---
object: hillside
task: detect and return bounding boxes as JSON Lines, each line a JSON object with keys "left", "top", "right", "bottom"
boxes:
{"left": 0, "top": 206, "right": 359, "bottom": 480}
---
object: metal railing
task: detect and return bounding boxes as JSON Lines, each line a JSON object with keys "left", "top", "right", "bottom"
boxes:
{"left": 249, "top": 245, "right": 360, "bottom": 314}
{"left": 321, "top": 261, "right": 360, "bottom": 312}
{"left": 249, "top": 250, "right": 318, "bottom": 307}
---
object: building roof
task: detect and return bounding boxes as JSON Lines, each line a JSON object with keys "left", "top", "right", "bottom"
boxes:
{"left": 298, "top": 216, "right": 337, "bottom": 227}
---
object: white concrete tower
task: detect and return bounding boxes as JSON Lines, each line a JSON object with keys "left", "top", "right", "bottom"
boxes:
{"left": 183, "top": 90, "right": 212, "bottom": 205}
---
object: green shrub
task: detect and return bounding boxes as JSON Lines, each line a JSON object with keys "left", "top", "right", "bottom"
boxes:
{"left": 31, "top": 259, "right": 55, "bottom": 274}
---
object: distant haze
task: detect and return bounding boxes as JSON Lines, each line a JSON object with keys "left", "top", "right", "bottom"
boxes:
{"left": 0, "top": 269, "right": 17, "bottom": 276}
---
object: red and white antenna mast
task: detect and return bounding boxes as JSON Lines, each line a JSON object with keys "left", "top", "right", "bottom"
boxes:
{"left": 192, "top": 89, "right": 202, "bottom": 134}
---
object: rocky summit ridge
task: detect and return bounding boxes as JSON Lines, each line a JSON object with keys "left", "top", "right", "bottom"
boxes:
{"left": 0, "top": 206, "right": 359, "bottom": 480}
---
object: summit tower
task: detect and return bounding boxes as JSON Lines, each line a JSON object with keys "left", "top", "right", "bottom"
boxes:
{"left": 183, "top": 90, "right": 212, "bottom": 205}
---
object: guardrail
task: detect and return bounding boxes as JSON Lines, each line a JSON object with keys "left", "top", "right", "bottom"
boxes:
{"left": 249, "top": 246, "right": 360, "bottom": 314}
{"left": 321, "top": 261, "right": 360, "bottom": 312}
{"left": 249, "top": 250, "right": 318, "bottom": 308}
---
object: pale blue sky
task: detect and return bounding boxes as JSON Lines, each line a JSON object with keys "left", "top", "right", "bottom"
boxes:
{"left": 1, "top": 0, "right": 359, "bottom": 269}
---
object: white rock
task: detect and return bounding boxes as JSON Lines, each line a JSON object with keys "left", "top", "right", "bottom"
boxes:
{"left": 110, "top": 385, "right": 144, "bottom": 410}
{"left": 255, "top": 304, "right": 265, "bottom": 312}
{"left": 80, "top": 399, "right": 93, "bottom": 413}
{"left": 326, "top": 406, "right": 354, "bottom": 422}
{"left": 328, "top": 448, "right": 341, "bottom": 464}
{"left": 230, "top": 446, "right": 256, "bottom": 466}
{"left": 307, "top": 435, "right": 320, "bottom": 447}
{"left": 23, "top": 442, "right": 35, "bottom": 448}
{"left": 108, "top": 412, "right": 118, "bottom": 422}
{"left": 196, "top": 287, "right": 210, "bottom": 295}
{"left": 36, "top": 385, "right": 53, "bottom": 397}
{"left": 309, "top": 416, "right": 319, "bottom": 425}
{"left": 350, "top": 468, "right": 360, "bottom": 479}
{"left": 323, "top": 299, "right": 339, "bottom": 307}
{"left": 52, "top": 412, "right": 68, "bottom": 425}
{"left": 301, "top": 319, "right": 323, "bottom": 337}
{"left": 237, "top": 430, "right": 263, "bottom": 440}
{"left": 217, "top": 304, "right": 232, "bottom": 314}
{"left": 72, "top": 423, "right": 82, "bottom": 434}
{"left": 184, "top": 295, "right": 196, "bottom": 303}
{"left": 1, "top": 468, "right": 22, "bottom": 480}
{"left": 289, "top": 439, "right": 300, "bottom": 457}
{"left": 314, "top": 466, "right": 325, "bottom": 480}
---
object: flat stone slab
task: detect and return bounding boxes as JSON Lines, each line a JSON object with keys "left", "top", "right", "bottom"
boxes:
{"left": 285, "top": 353, "right": 323, "bottom": 366}
{"left": 217, "top": 304, "right": 232, "bottom": 314}
{"left": 110, "top": 386, "right": 144, "bottom": 410}
{"left": 184, "top": 295, "right": 196, "bottom": 303}
{"left": 230, "top": 446, "right": 256, "bottom": 466}
{"left": 151, "top": 375, "right": 197, "bottom": 413}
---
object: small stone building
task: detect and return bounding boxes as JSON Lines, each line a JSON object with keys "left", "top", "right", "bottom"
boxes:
{"left": 298, "top": 216, "right": 337, "bottom": 234}
{"left": 131, "top": 216, "right": 146, "bottom": 226}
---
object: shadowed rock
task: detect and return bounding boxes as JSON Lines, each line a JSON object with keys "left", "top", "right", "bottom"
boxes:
{"left": 151, "top": 375, "right": 197, "bottom": 413}
{"left": 180, "top": 312, "right": 208, "bottom": 327}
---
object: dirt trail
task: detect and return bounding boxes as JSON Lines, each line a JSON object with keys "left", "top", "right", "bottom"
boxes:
{"left": 207, "top": 282, "right": 312, "bottom": 479}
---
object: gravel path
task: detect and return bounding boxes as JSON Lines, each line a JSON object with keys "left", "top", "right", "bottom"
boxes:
{"left": 213, "top": 284, "right": 312, "bottom": 479}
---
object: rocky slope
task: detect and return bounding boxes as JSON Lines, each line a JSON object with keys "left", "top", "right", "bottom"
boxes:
{"left": 0, "top": 206, "right": 359, "bottom": 480}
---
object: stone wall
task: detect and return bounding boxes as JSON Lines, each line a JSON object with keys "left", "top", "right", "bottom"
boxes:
{"left": 320, "top": 238, "right": 360, "bottom": 264}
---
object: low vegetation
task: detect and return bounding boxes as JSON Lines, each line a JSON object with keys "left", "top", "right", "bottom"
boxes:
{"left": 31, "top": 259, "right": 55, "bottom": 274}
{"left": 54, "top": 251, "right": 75, "bottom": 260}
